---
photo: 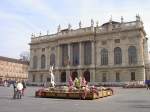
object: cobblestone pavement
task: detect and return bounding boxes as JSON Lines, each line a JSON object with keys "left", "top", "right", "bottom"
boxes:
{"left": 0, "top": 86, "right": 150, "bottom": 112}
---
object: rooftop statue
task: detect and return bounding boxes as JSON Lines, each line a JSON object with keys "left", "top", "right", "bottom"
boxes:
{"left": 79, "top": 21, "right": 82, "bottom": 28}
{"left": 68, "top": 24, "right": 71, "bottom": 30}
{"left": 91, "top": 19, "right": 94, "bottom": 27}
{"left": 57, "top": 24, "right": 61, "bottom": 32}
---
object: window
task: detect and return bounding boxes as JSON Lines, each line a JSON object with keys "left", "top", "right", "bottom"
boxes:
{"left": 42, "top": 48, "right": 45, "bottom": 52}
{"left": 47, "top": 77, "right": 51, "bottom": 82}
{"left": 102, "top": 73, "right": 107, "bottom": 82}
{"left": 128, "top": 46, "right": 137, "bottom": 64}
{"left": 61, "top": 72, "right": 66, "bottom": 82}
{"left": 83, "top": 71, "right": 90, "bottom": 82}
{"left": 40, "top": 74, "right": 43, "bottom": 82}
{"left": 131, "top": 72, "right": 135, "bottom": 81}
{"left": 72, "top": 43, "right": 79, "bottom": 66}
{"left": 32, "top": 74, "right": 35, "bottom": 82}
{"left": 41, "top": 55, "right": 46, "bottom": 69}
{"left": 102, "top": 41, "right": 107, "bottom": 45}
{"left": 50, "top": 54, "right": 55, "bottom": 66}
{"left": 114, "top": 47, "right": 122, "bottom": 65}
{"left": 101, "top": 48, "right": 108, "bottom": 65}
{"left": 115, "top": 39, "right": 120, "bottom": 43}
{"left": 33, "top": 56, "right": 38, "bottom": 69}
{"left": 84, "top": 42, "right": 92, "bottom": 65}
{"left": 62, "top": 45, "right": 68, "bottom": 66}
{"left": 116, "top": 72, "right": 120, "bottom": 82}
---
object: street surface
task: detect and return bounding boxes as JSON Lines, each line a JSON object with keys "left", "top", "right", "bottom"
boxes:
{"left": 0, "top": 86, "right": 150, "bottom": 112}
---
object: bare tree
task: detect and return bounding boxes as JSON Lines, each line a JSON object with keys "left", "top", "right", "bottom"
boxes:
{"left": 20, "top": 51, "right": 30, "bottom": 61}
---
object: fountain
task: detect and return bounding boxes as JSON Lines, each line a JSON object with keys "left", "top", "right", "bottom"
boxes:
{"left": 35, "top": 66, "right": 113, "bottom": 100}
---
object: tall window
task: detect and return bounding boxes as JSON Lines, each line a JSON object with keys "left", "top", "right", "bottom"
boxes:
{"left": 101, "top": 48, "right": 108, "bottom": 65}
{"left": 102, "top": 73, "right": 107, "bottom": 82}
{"left": 33, "top": 56, "right": 38, "bottom": 69}
{"left": 32, "top": 74, "right": 35, "bottom": 82}
{"left": 128, "top": 46, "right": 137, "bottom": 64}
{"left": 41, "top": 55, "right": 46, "bottom": 69}
{"left": 114, "top": 47, "right": 122, "bottom": 65}
{"left": 83, "top": 71, "right": 90, "bottom": 82}
{"left": 72, "top": 43, "right": 79, "bottom": 66}
{"left": 62, "top": 45, "right": 68, "bottom": 66}
{"left": 131, "top": 72, "right": 135, "bottom": 81}
{"left": 50, "top": 53, "right": 55, "bottom": 66}
{"left": 61, "top": 72, "right": 66, "bottom": 82}
{"left": 116, "top": 72, "right": 120, "bottom": 82}
{"left": 84, "top": 42, "right": 92, "bottom": 65}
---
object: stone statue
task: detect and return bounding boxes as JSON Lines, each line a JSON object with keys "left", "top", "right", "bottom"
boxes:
{"left": 49, "top": 65, "right": 55, "bottom": 87}
{"left": 57, "top": 24, "right": 61, "bottom": 32}
{"left": 121, "top": 16, "right": 124, "bottom": 23}
{"left": 136, "top": 14, "right": 140, "bottom": 21}
{"left": 31, "top": 33, "right": 34, "bottom": 38}
{"left": 68, "top": 24, "right": 71, "bottom": 30}
{"left": 91, "top": 19, "right": 94, "bottom": 27}
{"left": 39, "top": 32, "right": 42, "bottom": 36}
{"left": 79, "top": 21, "right": 82, "bottom": 28}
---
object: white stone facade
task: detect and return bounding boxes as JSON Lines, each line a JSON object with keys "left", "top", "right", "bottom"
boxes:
{"left": 29, "top": 16, "right": 150, "bottom": 85}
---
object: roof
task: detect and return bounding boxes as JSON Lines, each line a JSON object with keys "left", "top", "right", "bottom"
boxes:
{"left": 0, "top": 56, "right": 29, "bottom": 65}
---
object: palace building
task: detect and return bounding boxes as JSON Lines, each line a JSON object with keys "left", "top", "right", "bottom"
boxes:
{"left": 29, "top": 15, "right": 150, "bottom": 85}
{"left": 0, "top": 56, "right": 29, "bottom": 81}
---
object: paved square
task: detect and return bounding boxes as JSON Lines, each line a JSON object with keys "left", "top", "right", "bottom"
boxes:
{"left": 0, "top": 86, "right": 150, "bottom": 112}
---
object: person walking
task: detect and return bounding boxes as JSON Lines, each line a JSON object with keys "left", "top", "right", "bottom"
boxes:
{"left": 13, "top": 81, "right": 17, "bottom": 99}
{"left": 16, "top": 81, "right": 23, "bottom": 99}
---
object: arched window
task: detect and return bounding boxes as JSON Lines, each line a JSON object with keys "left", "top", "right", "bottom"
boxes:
{"left": 71, "top": 71, "right": 78, "bottom": 81}
{"left": 33, "top": 56, "right": 38, "bottom": 69}
{"left": 61, "top": 72, "right": 66, "bottom": 82}
{"left": 41, "top": 55, "right": 46, "bottom": 69}
{"left": 128, "top": 46, "right": 137, "bottom": 64}
{"left": 84, "top": 42, "right": 92, "bottom": 65}
{"left": 50, "top": 53, "right": 55, "bottom": 66}
{"left": 101, "top": 48, "right": 108, "bottom": 65}
{"left": 114, "top": 47, "right": 122, "bottom": 64}
{"left": 83, "top": 71, "right": 90, "bottom": 82}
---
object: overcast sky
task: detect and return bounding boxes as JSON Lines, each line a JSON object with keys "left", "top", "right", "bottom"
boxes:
{"left": 0, "top": 0, "right": 150, "bottom": 59}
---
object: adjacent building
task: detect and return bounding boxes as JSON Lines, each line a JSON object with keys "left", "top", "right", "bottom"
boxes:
{"left": 29, "top": 15, "right": 150, "bottom": 85}
{"left": 0, "top": 56, "right": 29, "bottom": 81}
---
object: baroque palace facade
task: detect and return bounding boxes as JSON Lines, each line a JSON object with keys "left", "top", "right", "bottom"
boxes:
{"left": 0, "top": 56, "right": 29, "bottom": 81}
{"left": 29, "top": 15, "right": 150, "bottom": 85}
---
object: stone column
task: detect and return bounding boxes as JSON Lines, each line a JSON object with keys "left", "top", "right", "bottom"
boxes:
{"left": 79, "top": 42, "right": 83, "bottom": 67}
{"left": 108, "top": 39, "right": 114, "bottom": 66}
{"left": 137, "top": 38, "right": 144, "bottom": 65}
{"left": 46, "top": 47, "right": 49, "bottom": 70}
{"left": 56, "top": 45, "right": 61, "bottom": 68}
{"left": 91, "top": 41, "right": 95, "bottom": 66}
{"left": 37, "top": 48, "right": 41, "bottom": 70}
{"left": 68, "top": 44, "right": 71, "bottom": 67}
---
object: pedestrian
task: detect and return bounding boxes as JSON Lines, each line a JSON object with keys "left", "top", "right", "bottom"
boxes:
{"left": 16, "top": 81, "right": 23, "bottom": 99}
{"left": 22, "top": 80, "right": 26, "bottom": 96}
{"left": 13, "top": 81, "right": 17, "bottom": 99}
